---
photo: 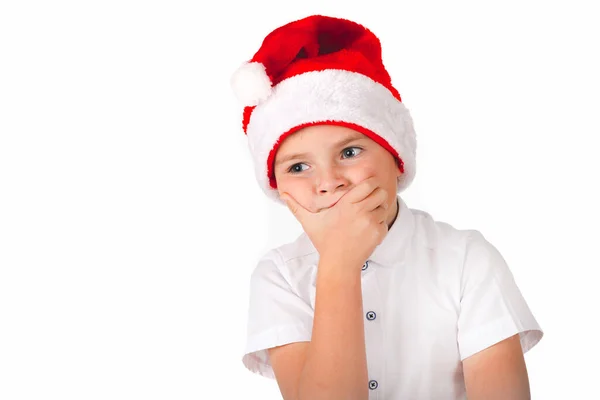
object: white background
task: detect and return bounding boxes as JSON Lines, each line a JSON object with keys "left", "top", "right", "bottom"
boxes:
{"left": 1, "top": 0, "right": 598, "bottom": 398}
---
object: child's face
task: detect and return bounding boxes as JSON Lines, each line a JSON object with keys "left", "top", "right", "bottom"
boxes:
{"left": 273, "top": 125, "right": 402, "bottom": 219}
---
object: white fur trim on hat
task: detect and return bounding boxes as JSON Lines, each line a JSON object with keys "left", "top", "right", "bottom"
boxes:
{"left": 246, "top": 69, "right": 417, "bottom": 204}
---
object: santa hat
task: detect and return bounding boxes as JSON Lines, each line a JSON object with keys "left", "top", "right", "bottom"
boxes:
{"left": 231, "top": 15, "right": 417, "bottom": 204}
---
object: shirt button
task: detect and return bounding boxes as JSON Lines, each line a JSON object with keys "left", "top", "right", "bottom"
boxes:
{"left": 362, "top": 261, "right": 369, "bottom": 271}
{"left": 369, "top": 380, "right": 378, "bottom": 390}
{"left": 366, "top": 311, "right": 376, "bottom": 321}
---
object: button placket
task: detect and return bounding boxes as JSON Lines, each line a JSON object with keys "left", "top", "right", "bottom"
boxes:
{"left": 362, "top": 262, "right": 383, "bottom": 398}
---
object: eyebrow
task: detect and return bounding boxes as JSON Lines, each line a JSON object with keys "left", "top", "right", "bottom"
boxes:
{"left": 275, "top": 134, "right": 366, "bottom": 168}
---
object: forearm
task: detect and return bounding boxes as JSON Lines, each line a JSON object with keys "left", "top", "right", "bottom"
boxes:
{"left": 297, "top": 256, "right": 368, "bottom": 400}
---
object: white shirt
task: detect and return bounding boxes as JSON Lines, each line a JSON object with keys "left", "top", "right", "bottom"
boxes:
{"left": 242, "top": 195, "right": 543, "bottom": 399}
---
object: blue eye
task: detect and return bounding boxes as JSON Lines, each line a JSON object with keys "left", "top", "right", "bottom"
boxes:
{"left": 342, "top": 147, "right": 363, "bottom": 158}
{"left": 288, "top": 163, "right": 308, "bottom": 174}
{"left": 286, "top": 147, "right": 363, "bottom": 174}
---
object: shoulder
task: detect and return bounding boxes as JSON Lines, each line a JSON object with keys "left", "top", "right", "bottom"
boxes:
{"left": 250, "top": 231, "right": 319, "bottom": 287}
{"left": 413, "top": 207, "right": 514, "bottom": 290}
{"left": 276, "top": 231, "right": 319, "bottom": 264}
{"left": 409, "top": 205, "right": 479, "bottom": 253}
{"left": 407, "top": 205, "right": 505, "bottom": 280}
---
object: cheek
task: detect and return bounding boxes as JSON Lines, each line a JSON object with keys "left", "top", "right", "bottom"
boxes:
{"left": 277, "top": 178, "right": 313, "bottom": 208}
{"left": 348, "top": 163, "right": 378, "bottom": 183}
{"left": 349, "top": 159, "right": 397, "bottom": 193}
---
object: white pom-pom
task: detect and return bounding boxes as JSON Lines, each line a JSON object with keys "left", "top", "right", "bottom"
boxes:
{"left": 230, "top": 61, "right": 273, "bottom": 107}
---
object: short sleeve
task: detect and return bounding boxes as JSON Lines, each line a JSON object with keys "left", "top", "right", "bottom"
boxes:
{"left": 457, "top": 230, "right": 543, "bottom": 361}
{"left": 241, "top": 249, "right": 314, "bottom": 379}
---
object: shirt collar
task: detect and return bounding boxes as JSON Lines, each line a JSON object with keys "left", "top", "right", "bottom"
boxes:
{"left": 300, "top": 195, "right": 415, "bottom": 267}
{"left": 369, "top": 195, "right": 415, "bottom": 267}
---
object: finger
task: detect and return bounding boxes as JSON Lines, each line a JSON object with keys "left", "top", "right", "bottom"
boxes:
{"left": 344, "top": 176, "right": 380, "bottom": 205}
{"left": 362, "top": 187, "right": 389, "bottom": 212}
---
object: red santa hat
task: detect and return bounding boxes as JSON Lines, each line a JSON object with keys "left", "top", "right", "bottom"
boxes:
{"left": 231, "top": 15, "right": 417, "bottom": 204}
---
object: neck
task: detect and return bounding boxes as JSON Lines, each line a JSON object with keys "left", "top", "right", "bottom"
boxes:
{"left": 387, "top": 197, "right": 400, "bottom": 230}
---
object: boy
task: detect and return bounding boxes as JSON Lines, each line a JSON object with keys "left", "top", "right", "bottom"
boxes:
{"left": 231, "top": 15, "right": 543, "bottom": 400}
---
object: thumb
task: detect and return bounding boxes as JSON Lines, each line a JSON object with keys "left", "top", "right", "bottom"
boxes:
{"left": 280, "top": 193, "right": 305, "bottom": 220}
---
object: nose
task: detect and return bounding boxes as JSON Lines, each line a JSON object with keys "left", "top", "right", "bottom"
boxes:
{"left": 316, "top": 165, "right": 348, "bottom": 194}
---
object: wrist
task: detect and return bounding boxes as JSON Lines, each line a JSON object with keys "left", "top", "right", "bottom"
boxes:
{"left": 318, "top": 252, "right": 365, "bottom": 273}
